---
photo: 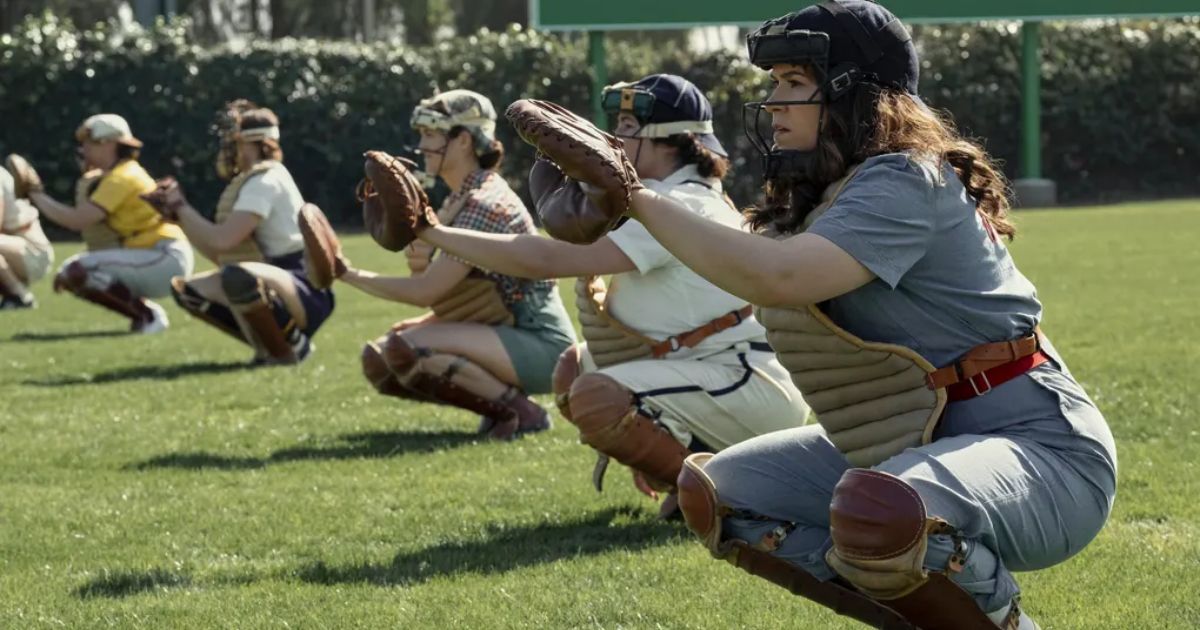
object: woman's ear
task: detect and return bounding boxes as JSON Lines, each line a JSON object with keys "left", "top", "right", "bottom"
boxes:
{"left": 454, "top": 130, "right": 476, "bottom": 156}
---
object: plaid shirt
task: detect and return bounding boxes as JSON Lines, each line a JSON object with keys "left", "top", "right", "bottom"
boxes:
{"left": 439, "top": 169, "right": 556, "bottom": 306}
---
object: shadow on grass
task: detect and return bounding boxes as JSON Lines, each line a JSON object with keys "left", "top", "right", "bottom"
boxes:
{"left": 297, "top": 507, "right": 684, "bottom": 587}
{"left": 75, "top": 569, "right": 191, "bottom": 599}
{"left": 128, "top": 430, "right": 480, "bottom": 471}
{"left": 22, "top": 360, "right": 255, "bottom": 387}
{"left": 8, "top": 329, "right": 128, "bottom": 343}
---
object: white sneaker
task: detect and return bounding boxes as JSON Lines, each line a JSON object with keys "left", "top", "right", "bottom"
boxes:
{"left": 134, "top": 300, "right": 170, "bottom": 334}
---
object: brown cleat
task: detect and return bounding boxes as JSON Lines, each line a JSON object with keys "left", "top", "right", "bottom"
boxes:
{"left": 657, "top": 492, "right": 682, "bottom": 521}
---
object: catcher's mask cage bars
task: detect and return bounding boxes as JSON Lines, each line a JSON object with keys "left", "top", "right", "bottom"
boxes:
{"left": 744, "top": 28, "right": 855, "bottom": 179}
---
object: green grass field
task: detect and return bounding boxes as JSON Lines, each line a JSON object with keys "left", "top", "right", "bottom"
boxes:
{"left": 2, "top": 200, "right": 1198, "bottom": 629}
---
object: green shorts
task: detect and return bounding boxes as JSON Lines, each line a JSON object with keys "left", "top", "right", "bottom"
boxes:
{"left": 494, "top": 287, "right": 576, "bottom": 394}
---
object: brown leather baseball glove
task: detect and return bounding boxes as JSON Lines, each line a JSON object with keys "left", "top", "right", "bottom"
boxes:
{"left": 298, "top": 203, "right": 346, "bottom": 290}
{"left": 5, "top": 154, "right": 43, "bottom": 198}
{"left": 140, "top": 177, "right": 187, "bottom": 221}
{"left": 360, "top": 150, "right": 438, "bottom": 252}
{"left": 506, "top": 99, "right": 643, "bottom": 243}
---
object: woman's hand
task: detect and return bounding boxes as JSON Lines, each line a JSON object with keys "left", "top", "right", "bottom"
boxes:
{"left": 405, "top": 241, "right": 435, "bottom": 275}
{"left": 391, "top": 313, "right": 434, "bottom": 332}
{"left": 141, "top": 177, "right": 189, "bottom": 222}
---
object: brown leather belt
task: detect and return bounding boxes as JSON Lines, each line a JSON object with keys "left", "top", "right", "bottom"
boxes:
{"left": 926, "top": 330, "right": 1046, "bottom": 400}
{"left": 650, "top": 305, "right": 754, "bottom": 358}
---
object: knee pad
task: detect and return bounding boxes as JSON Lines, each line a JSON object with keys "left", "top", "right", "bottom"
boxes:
{"left": 828, "top": 469, "right": 1000, "bottom": 628}
{"left": 382, "top": 331, "right": 426, "bottom": 377}
{"left": 566, "top": 372, "right": 634, "bottom": 436}
{"left": 361, "top": 342, "right": 394, "bottom": 391}
{"left": 219, "top": 264, "right": 262, "bottom": 305}
{"left": 552, "top": 345, "right": 582, "bottom": 419}
{"left": 826, "top": 469, "right": 934, "bottom": 600}
{"left": 677, "top": 453, "right": 727, "bottom": 555}
{"left": 55, "top": 261, "right": 90, "bottom": 293}
{"left": 221, "top": 265, "right": 296, "bottom": 331}
{"left": 569, "top": 372, "right": 689, "bottom": 489}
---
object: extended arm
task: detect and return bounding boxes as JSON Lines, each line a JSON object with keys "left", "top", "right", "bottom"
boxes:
{"left": 175, "top": 205, "right": 260, "bottom": 257}
{"left": 419, "top": 226, "right": 636, "bottom": 279}
{"left": 340, "top": 253, "right": 472, "bottom": 307}
{"left": 627, "top": 188, "right": 874, "bottom": 308}
{"left": 28, "top": 191, "right": 105, "bottom": 232}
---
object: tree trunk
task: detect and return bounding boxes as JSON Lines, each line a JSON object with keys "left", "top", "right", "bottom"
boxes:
{"left": 248, "top": 0, "right": 260, "bottom": 35}
{"left": 269, "top": 0, "right": 287, "bottom": 38}
{"left": 402, "top": 0, "right": 431, "bottom": 45}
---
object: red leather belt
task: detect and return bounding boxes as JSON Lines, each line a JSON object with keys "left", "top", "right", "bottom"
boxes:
{"left": 942, "top": 350, "right": 1050, "bottom": 402}
{"left": 926, "top": 330, "right": 1049, "bottom": 402}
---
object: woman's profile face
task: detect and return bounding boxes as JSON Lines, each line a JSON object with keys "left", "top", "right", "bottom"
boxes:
{"left": 417, "top": 127, "right": 449, "bottom": 173}
{"left": 235, "top": 138, "right": 260, "bottom": 171}
{"left": 765, "top": 63, "right": 823, "bottom": 152}
{"left": 80, "top": 138, "right": 118, "bottom": 170}
{"left": 612, "top": 112, "right": 676, "bottom": 180}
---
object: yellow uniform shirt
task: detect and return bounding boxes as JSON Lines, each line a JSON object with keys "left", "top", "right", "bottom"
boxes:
{"left": 89, "top": 160, "right": 186, "bottom": 249}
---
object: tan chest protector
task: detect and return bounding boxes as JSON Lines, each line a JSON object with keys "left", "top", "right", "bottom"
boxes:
{"left": 213, "top": 161, "right": 276, "bottom": 265}
{"left": 576, "top": 275, "right": 655, "bottom": 368}
{"left": 411, "top": 190, "right": 514, "bottom": 327}
{"left": 756, "top": 168, "right": 946, "bottom": 467}
{"left": 77, "top": 169, "right": 122, "bottom": 251}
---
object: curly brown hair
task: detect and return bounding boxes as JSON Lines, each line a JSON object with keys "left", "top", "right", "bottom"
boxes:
{"left": 745, "top": 80, "right": 1014, "bottom": 240}
{"left": 650, "top": 134, "right": 731, "bottom": 180}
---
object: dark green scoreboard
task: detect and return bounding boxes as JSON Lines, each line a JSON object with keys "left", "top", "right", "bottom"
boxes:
{"left": 531, "top": 0, "right": 1200, "bottom": 30}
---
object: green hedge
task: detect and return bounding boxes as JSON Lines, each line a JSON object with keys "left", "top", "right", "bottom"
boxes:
{"left": 1, "top": 14, "right": 1197, "bottom": 228}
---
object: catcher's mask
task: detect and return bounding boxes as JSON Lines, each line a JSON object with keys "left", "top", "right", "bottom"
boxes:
{"left": 602, "top": 83, "right": 716, "bottom": 140}
{"left": 744, "top": 0, "right": 918, "bottom": 179}
{"left": 213, "top": 99, "right": 258, "bottom": 180}
{"left": 410, "top": 90, "right": 498, "bottom": 159}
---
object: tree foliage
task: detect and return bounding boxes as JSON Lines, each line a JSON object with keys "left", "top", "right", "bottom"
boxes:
{"left": 1, "top": 13, "right": 1196, "bottom": 229}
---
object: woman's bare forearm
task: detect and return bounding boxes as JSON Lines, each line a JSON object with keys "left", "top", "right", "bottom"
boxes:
{"left": 628, "top": 189, "right": 873, "bottom": 307}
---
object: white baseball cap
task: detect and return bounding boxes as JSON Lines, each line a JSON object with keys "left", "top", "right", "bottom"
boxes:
{"left": 76, "top": 114, "right": 143, "bottom": 148}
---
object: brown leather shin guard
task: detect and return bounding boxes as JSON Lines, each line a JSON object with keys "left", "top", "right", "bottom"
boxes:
{"left": 730, "top": 543, "right": 916, "bottom": 630}
{"left": 382, "top": 331, "right": 513, "bottom": 422}
{"left": 57, "top": 262, "right": 149, "bottom": 323}
{"left": 567, "top": 373, "right": 691, "bottom": 490}
{"left": 677, "top": 454, "right": 915, "bottom": 630}
{"left": 221, "top": 266, "right": 296, "bottom": 363}
{"left": 828, "top": 469, "right": 998, "bottom": 630}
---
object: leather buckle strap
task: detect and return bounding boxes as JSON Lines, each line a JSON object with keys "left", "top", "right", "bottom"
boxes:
{"left": 651, "top": 305, "right": 753, "bottom": 358}
{"left": 926, "top": 331, "right": 1041, "bottom": 391}
{"left": 943, "top": 350, "right": 1050, "bottom": 402}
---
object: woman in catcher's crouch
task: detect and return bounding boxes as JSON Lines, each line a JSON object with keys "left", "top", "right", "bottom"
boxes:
{"left": 418, "top": 75, "right": 809, "bottom": 517}
{"left": 27, "top": 114, "right": 195, "bottom": 332}
{"left": 337, "top": 90, "right": 576, "bottom": 441}
{"left": 518, "top": 2, "right": 1116, "bottom": 628}
{"left": 143, "top": 103, "right": 335, "bottom": 365}
{"left": 0, "top": 157, "right": 54, "bottom": 309}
